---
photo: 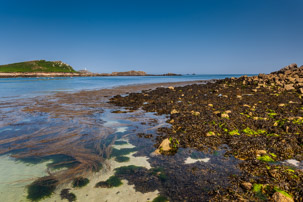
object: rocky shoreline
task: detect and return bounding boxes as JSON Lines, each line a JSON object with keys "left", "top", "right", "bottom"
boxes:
{"left": 109, "top": 63, "right": 303, "bottom": 201}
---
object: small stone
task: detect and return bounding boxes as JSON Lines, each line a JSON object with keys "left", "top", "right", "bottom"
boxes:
{"left": 168, "top": 86, "right": 174, "bottom": 90}
{"left": 221, "top": 113, "right": 229, "bottom": 118}
{"left": 256, "top": 150, "right": 267, "bottom": 156}
{"left": 171, "top": 109, "right": 179, "bottom": 114}
{"left": 191, "top": 111, "right": 200, "bottom": 116}
{"left": 298, "top": 88, "right": 303, "bottom": 94}
{"left": 252, "top": 89, "right": 257, "bottom": 92}
{"left": 206, "top": 132, "right": 215, "bottom": 136}
{"left": 208, "top": 104, "right": 213, "bottom": 107}
{"left": 284, "top": 84, "right": 294, "bottom": 91}
{"left": 225, "top": 110, "right": 232, "bottom": 114}
{"left": 278, "top": 103, "right": 285, "bottom": 107}
{"left": 296, "top": 78, "right": 303, "bottom": 83}
{"left": 272, "top": 192, "right": 294, "bottom": 202}
{"left": 288, "top": 77, "right": 296, "bottom": 83}
{"left": 241, "top": 182, "right": 252, "bottom": 190}
{"left": 213, "top": 111, "right": 221, "bottom": 115}
{"left": 236, "top": 95, "right": 242, "bottom": 99}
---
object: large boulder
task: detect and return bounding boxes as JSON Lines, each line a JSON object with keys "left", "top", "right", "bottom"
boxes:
{"left": 272, "top": 192, "right": 294, "bottom": 202}
{"left": 289, "top": 63, "right": 297, "bottom": 68}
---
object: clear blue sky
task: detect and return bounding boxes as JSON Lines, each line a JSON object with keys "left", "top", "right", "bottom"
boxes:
{"left": 0, "top": 0, "right": 302, "bottom": 74}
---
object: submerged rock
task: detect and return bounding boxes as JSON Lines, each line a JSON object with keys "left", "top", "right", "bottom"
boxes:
{"left": 72, "top": 177, "right": 89, "bottom": 188}
{"left": 60, "top": 189, "right": 76, "bottom": 202}
{"left": 27, "top": 177, "right": 58, "bottom": 201}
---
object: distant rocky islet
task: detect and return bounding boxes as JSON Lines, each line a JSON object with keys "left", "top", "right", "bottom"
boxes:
{"left": 0, "top": 60, "right": 180, "bottom": 78}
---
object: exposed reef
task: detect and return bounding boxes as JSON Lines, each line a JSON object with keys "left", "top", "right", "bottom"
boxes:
{"left": 110, "top": 63, "right": 303, "bottom": 201}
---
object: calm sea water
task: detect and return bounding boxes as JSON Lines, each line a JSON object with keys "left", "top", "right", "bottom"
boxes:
{"left": 0, "top": 74, "right": 249, "bottom": 100}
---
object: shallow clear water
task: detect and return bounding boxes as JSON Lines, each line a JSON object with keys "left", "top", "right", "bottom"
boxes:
{"left": 0, "top": 74, "right": 250, "bottom": 101}
{"left": 0, "top": 107, "right": 241, "bottom": 201}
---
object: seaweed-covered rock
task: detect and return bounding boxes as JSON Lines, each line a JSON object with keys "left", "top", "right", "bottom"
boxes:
{"left": 72, "top": 177, "right": 89, "bottom": 188}
{"left": 109, "top": 63, "right": 303, "bottom": 200}
{"left": 95, "top": 176, "right": 122, "bottom": 188}
{"left": 27, "top": 177, "right": 58, "bottom": 201}
{"left": 60, "top": 189, "right": 76, "bottom": 202}
{"left": 272, "top": 191, "right": 294, "bottom": 202}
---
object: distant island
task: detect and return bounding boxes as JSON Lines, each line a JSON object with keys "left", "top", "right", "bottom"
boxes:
{"left": 0, "top": 60, "right": 181, "bottom": 78}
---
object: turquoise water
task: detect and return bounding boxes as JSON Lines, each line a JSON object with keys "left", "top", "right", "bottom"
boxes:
{"left": 0, "top": 75, "right": 249, "bottom": 100}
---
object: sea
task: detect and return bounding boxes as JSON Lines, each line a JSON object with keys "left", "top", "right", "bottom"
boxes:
{"left": 0, "top": 74, "right": 252, "bottom": 202}
{"left": 0, "top": 74, "right": 247, "bottom": 101}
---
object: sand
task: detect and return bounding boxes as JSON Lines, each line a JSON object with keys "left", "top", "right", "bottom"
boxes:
{"left": 44, "top": 139, "right": 159, "bottom": 202}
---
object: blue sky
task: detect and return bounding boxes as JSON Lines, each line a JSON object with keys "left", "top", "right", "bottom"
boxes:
{"left": 0, "top": 0, "right": 302, "bottom": 74}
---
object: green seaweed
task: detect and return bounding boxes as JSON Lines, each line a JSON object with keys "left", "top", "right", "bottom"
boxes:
{"left": 115, "top": 156, "right": 130, "bottom": 162}
{"left": 150, "top": 167, "right": 168, "bottom": 182}
{"left": 252, "top": 184, "right": 267, "bottom": 200}
{"left": 158, "top": 173, "right": 168, "bottom": 182}
{"left": 267, "top": 112, "right": 277, "bottom": 118}
{"left": 257, "top": 155, "right": 274, "bottom": 162}
{"left": 68, "top": 193, "right": 76, "bottom": 201}
{"left": 111, "top": 148, "right": 137, "bottom": 157}
{"left": 114, "top": 140, "right": 128, "bottom": 145}
{"left": 274, "top": 187, "right": 293, "bottom": 199}
{"left": 152, "top": 195, "right": 169, "bottom": 202}
{"left": 114, "top": 165, "right": 144, "bottom": 175}
{"left": 269, "top": 153, "right": 277, "bottom": 158}
{"left": 60, "top": 189, "right": 77, "bottom": 201}
{"left": 19, "top": 154, "right": 79, "bottom": 170}
{"left": 95, "top": 176, "right": 122, "bottom": 188}
{"left": 106, "top": 176, "right": 123, "bottom": 187}
{"left": 27, "top": 177, "right": 58, "bottom": 201}
{"left": 72, "top": 177, "right": 89, "bottom": 188}
{"left": 169, "top": 137, "right": 180, "bottom": 148}
{"left": 243, "top": 127, "right": 266, "bottom": 136}
{"left": 229, "top": 129, "right": 240, "bottom": 135}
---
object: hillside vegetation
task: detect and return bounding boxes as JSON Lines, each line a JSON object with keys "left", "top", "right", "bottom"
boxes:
{"left": 0, "top": 60, "right": 77, "bottom": 73}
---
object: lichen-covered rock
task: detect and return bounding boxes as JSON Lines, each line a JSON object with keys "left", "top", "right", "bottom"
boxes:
{"left": 272, "top": 192, "right": 294, "bottom": 202}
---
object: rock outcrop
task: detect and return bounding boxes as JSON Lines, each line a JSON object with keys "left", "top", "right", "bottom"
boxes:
{"left": 234, "top": 63, "right": 303, "bottom": 92}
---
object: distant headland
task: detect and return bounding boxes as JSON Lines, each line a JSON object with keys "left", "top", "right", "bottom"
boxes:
{"left": 0, "top": 60, "right": 181, "bottom": 78}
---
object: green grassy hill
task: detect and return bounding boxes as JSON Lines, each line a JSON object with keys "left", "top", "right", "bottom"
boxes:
{"left": 0, "top": 60, "right": 78, "bottom": 73}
